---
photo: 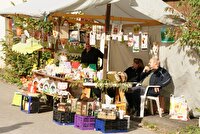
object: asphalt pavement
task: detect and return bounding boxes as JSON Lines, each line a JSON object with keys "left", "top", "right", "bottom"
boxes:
{"left": 0, "top": 80, "right": 156, "bottom": 134}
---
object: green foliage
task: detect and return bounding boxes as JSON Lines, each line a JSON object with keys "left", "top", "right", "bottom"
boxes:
{"left": 0, "top": 37, "right": 51, "bottom": 84}
{"left": 143, "top": 122, "right": 158, "bottom": 131}
{"left": 13, "top": 16, "right": 53, "bottom": 34}
{"left": 178, "top": 125, "right": 200, "bottom": 134}
{"left": 165, "top": 0, "right": 200, "bottom": 53}
{"left": 95, "top": 79, "right": 132, "bottom": 92}
{"left": 0, "top": 16, "right": 54, "bottom": 84}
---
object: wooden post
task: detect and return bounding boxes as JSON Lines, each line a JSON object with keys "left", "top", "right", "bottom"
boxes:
{"left": 101, "top": 4, "right": 111, "bottom": 103}
{"left": 37, "top": 51, "right": 42, "bottom": 68}
{"left": 103, "top": 4, "right": 111, "bottom": 79}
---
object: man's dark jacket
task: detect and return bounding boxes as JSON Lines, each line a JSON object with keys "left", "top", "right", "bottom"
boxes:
{"left": 140, "top": 67, "right": 171, "bottom": 96}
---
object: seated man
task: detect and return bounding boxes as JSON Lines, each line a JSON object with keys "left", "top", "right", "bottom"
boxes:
{"left": 124, "top": 58, "right": 144, "bottom": 114}
{"left": 128, "top": 56, "right": 171, "bottom": 116}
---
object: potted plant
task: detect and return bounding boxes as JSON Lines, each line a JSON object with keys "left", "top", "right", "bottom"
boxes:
{"left": 13, "top": 16, "right": 25, "bottom": 36}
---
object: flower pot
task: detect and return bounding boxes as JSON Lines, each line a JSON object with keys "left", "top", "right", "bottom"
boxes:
{"left": 71, "top": 61, "right": 80, "bottom": 69}
{"left": 16, "top": 27, "right": 22, "bottom": 37}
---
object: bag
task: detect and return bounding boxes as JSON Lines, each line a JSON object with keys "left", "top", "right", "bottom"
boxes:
{"left": 169, "top": 94, "right": 190, "bottom": 121}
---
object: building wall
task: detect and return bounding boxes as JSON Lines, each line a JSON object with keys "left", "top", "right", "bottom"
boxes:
{"left": 160, "top": 42, "right": 200, "bottom": 116}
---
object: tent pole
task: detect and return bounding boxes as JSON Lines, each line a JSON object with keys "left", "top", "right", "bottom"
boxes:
{"left": 103, "top": 4, "right": 111, "bottom": 79}
{"left": 101, "top": 4, "right": 111, "bottom": 103}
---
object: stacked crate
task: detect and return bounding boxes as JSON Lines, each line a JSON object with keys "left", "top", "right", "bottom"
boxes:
{"left": 74, "top": 114, "right": 95, "bottom": 130}
{"left": 53, "top": 108, "right": 75, "bottom": 125}
{"left": 53, "top": 96, "right": 76, "bottom": 125}
{"left": 21, "top": 94, "right": 40, "bottom": 113}
{"left": 95, "top": 118, "right": 128, "bottom": 133}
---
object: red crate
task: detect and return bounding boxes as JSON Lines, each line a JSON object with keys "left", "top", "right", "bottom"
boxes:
{"left": 74, "top": 114, "right": 95, "bottom": 130}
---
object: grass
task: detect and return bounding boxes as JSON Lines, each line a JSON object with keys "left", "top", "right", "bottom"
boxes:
{"left": 142, "top": 120, "right": 200, "bottom": 134}
{"left": 176, "top": 125, "right": 200, "bottom": 134}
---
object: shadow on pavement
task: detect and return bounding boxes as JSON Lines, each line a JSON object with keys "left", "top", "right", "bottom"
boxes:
{"left": 0, "top": 122, "right": 33, "bottom": 133}
{"left": 128, "top": 117, "right": 143, "bottom": 131}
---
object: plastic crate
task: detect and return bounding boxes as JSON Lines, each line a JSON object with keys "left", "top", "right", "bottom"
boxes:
{"left": 95, "top": 119, "right": 128, "bottom": 133}
{"left": 74, "top": 114, "right": 95, "bottom": 130}
{"left": 53, "top": 109, "right": 75, "bottom": 125}
{"left": 21, "top": 94, "right": 40, "bottom": 113}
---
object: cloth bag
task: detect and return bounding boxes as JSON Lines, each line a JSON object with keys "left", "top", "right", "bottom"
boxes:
{"left": 169, "top": 94, "right": 190, "bottom": 121}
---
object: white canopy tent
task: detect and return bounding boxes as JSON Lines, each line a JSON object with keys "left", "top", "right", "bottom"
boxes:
{"left": 0, "top": 0, "right": 183, "bottom": 25}
{"left": 0, "top": 0, "right": 166, "bottom": 71}
{"left": 0, "top": 0, "right": 119, "bottom": 18}
{"left": 0, "top": 0, "right": 176, "bottom": 25}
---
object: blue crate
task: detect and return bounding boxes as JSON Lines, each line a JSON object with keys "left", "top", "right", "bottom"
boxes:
{"left": 95, "top": 119, "right": 128, "bottom": 133}
{"left": 20, "top": 94, "right": 40, "bottom": 113}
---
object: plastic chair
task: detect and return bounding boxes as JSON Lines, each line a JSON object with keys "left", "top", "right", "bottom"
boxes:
{"left": 140, "top": 85, "right": 162, "bottom": 118}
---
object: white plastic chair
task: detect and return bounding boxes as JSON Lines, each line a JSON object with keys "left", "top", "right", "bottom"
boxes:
{"left": 140, "top": 85, "right": 162, "bottom": 118}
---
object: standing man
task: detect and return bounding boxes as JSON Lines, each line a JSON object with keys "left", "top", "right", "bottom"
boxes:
{"left": 81, "top": 42, "right": 104, "bottom": 71}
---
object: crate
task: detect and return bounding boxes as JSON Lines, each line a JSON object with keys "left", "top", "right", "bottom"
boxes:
{"left": 21, "top": 94, "right": 40, "bottom": 113}
{"left": 95, "top": 119, "right": 128, "bottom": 133}
{"left": 74, "top": 114, "right": 95, "bottom": 130}
{"left": 53, "top": 108, "right": 75, "bottom": 125}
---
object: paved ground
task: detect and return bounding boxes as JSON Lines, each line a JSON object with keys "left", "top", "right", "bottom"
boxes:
{"left": 0, "top": 81, "right": 156, "bottom": 134}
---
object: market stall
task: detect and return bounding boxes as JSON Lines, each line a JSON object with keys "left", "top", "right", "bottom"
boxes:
{"left": 1, "top": 0, "right": 169, "bottom": 132}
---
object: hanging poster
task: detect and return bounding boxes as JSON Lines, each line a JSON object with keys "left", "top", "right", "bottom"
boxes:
{"left": 106, "top": 34, "right": 111, "bottom": 41}
{"left": 123, "top": 34, "right": 128, "bottom": 41}
{"left": 127, "top": 32, "right": 133, "bottom": 47}
{"left": 52, "top": 26, "right": 59, "bottom": 38}
{"left": 100, "top": 33, "right": 105, "bottom": 67}
{"left": 111, "top": 23, "right": 119, "bottom": 35}
{"left": 92, "top": 25, "right": 104, "bottom": 40}
{"left": 100, "top": 33, "right": 105, "bottom": 49}
{"left": 117, "top": 31, "right": 123, "bottom": 42}
{"left": 97, "top": 25, "right": 104, "bottom": 40}
{"left": 111, "top": 23, "right": 122, "bottom": 40}
{"left": 80, "top": 31, "right": 86, "bottom": 43}
{"left": 132, "top": 34, "right": 140, "bottom": 52}
{"left": 69, "top": 30, "right": 80, "bottom": 42}
{"left": 90, "top": 31, "right": 96, "bottom": 45}
{"left": 60, "top": 26, "right": 69, "bottom": 39}
{"left": 112, "top": 35, "right": 117, "bottom": 40}
{"left": 141, "top": 33, "right": 148, "bottom": 50}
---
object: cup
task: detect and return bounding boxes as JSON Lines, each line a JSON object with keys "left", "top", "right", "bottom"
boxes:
{"left": 119, "top": 110, "right": 124, "bottom": 119}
